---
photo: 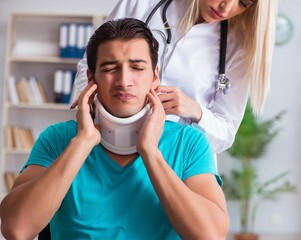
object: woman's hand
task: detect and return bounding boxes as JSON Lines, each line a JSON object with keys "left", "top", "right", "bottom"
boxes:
{"left": 75, "top": 81, "right": 101, "bottom": 146}
{"left": 137, "top": 88, "right": 166, "bottom": 156}
{"left": 155, "top": 85, "right": 202, "bottom": 123}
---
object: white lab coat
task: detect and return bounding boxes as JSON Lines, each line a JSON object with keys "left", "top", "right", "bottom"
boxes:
{"left": 75, "top": 0, "right": 250, "bottom": 154}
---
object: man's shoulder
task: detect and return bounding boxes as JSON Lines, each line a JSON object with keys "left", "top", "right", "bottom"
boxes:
{"left": 41, "top": 120, "right": 77, "bottom": 139}
{"left": 164, "top": 120, "right": 203, "bottom": 131}
{"left": 163, "top": 120, "right": 207, "bottom": 139}
{"left": 46, "top": 119, "right": 77, "bottom": 131}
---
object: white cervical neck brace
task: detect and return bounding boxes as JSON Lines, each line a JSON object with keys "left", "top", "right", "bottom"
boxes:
{"left": 95, "top": 98, "right": 151, "bottom": 155}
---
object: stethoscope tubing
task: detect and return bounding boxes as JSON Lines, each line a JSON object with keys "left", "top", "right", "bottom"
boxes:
{"left": 162, "top": 0, "right": 173, "bottom": 44}
{"left": 219, "top": 20, "right": 228, "bottom": 75}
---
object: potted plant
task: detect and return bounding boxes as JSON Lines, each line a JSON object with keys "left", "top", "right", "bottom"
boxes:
{"left": 222, "top": 102, "right": 296, "bottom": 240}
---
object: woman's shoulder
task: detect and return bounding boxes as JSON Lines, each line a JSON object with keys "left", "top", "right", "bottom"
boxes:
{"left": 109, "top": 0, "right": 160, "bottom": 19}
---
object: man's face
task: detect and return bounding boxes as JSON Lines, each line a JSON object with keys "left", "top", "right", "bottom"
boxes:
{"left": 91, "top": 39, "right": 159, "bottom": 118}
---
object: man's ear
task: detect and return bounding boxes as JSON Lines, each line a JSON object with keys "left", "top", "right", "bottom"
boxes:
{"left": 87, "top": 69, "right": 94, "bottom": 83}
{"left": 152, "top": 66, "right": 160, "bottom": 89}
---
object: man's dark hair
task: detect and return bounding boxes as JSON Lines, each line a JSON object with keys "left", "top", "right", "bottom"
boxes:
{"left": 86, "top": 18, "right": 159, "bottom": 76}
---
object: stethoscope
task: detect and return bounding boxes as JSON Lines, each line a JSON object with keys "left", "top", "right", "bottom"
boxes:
{"left": 145, "top": 0, "right": 230, "bottom": 95}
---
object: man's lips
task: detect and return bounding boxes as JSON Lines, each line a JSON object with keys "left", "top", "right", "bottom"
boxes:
{"left": 114, "top": 92, "right": 135, "bottom": 100}
{"left": 210, "top": 8, "right": 224, "bottom": 19}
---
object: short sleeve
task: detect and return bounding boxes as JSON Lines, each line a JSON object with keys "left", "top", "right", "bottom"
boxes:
{"left": 21, "top": 121, "right": 77, "bottom": 172}
{"left": 182, "top": 127, "right": 222, "bottom": 186}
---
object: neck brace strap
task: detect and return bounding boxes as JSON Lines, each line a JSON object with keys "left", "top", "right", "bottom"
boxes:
{"left": 94, "top": 99, "right": 151, "bottom": 155}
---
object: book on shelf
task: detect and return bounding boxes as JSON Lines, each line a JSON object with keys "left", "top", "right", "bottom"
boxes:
{"left": 5, "top": 126, "right": 15, "bottom": 149}
{"left": 6, "top": 126, "right": 35, "bottom": 149}
{"left": 59, "top": 22, "right": 94, "bottom": 59}
{"left": 25, "top": 128, "right": 35, "bottom": 147}
{"left": 13, "top": 76, "right": 48, "bottom": 105}
{"left": 62, "top": 70, "right": 73, "bottom": 103}
{"left": 8, "top": 76, "right": 19, "bottom": 104}
{"left": 16, "top": 77, "right": 29, "bottom": 103}
{"left": 59, "top": 23, "right": 68, "bottom": 58}
{"left": 68, "top": 23, "right": 77, "bottom": 58}
{"left": 54, "top": 69, "right": 64, "bottom": 103}
{"left": 23, "top": 78, "right": 36, "bottom": 104}
{"left": 77, "top": 24, "right": 86, "bottom": 59}
{"left": 36, "top": 80, "right": 48, "bottom": 103}
{"left": 54, "top": 69, "right": 75, "bottom": 104}
{"left": 12, "top": 127, "right": 23, "bottom": 149}
{"left": 4, "top": 172, "right": 19, "bottom": 191}
{"left": 29, "top": 76, "right": 43, "bottom": 104}
{"left": 18, "top": 128, "right": 32, "bottom": 149}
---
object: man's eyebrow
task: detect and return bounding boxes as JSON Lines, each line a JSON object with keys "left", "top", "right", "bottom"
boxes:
{"left": 99, "top": 59, "right": 147, "bottom": 67}
{"left": 99, "top": 60, "right": 118, "bottom": 67}
{"left": 129, "top": 59, "right": 147, "bottom": 64}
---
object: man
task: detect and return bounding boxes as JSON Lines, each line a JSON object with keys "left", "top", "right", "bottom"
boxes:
{"left": 0, "top": 18, "right": 229, "bottom": 239}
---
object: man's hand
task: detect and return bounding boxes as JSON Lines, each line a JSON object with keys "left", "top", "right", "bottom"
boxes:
{"left": 76, "top": 81, "right": 101, "bottom": 146}
{"left": 137, "top": 88, "right": 165, "bottom": 155}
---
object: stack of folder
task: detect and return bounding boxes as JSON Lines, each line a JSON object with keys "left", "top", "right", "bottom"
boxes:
{"left": 59, "top": 22, "right": 94, "bottom": 59}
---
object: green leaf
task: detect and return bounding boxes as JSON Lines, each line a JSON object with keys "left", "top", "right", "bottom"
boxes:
{"left": 223, "top": 100, "right": 296, "bottom": 233}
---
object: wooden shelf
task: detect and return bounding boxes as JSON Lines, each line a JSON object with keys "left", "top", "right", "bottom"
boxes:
{"left": 1, "top": 13, "right": 102, "bottom": 195}
{"left": 10, "top": 55, "right": 81, "bottom": 64}
{"left": 5, "top": 148, "right": 31, "bottom": 155}
{"left": 7, "top": 102, "right": 73, "bottom": 110}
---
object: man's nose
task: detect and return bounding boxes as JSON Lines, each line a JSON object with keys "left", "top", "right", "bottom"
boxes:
{"left": 115, "top": 67, "right": 133, "bottom": 88}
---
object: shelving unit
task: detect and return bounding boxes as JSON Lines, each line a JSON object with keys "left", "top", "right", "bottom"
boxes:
{"left": 1, "top": 12, "right": 103, "bottom": 197}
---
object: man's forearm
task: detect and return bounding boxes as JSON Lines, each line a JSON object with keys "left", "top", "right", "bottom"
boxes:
{"left": 140, "top": 149, "right": 229, "bottom": 240}
{"left": 0, "top": 136, "right": 95, "bottom": 239}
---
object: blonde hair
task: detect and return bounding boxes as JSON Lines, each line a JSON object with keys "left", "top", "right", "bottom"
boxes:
{"left": 179, "top": 0, "right": 278, "bottom": 115}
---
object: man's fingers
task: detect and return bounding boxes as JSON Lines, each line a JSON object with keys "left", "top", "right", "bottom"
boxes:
{"left": 79, "top": 82, "right": 97, "bottom": 106}
{"left": 147, "top": 88, "right": 160, "bottom": 106}
{"left": 70, "top": 82, "right": 97, "bottom": 109}
{"left": 70, "top": 99, "right": 78, "bottom": 109}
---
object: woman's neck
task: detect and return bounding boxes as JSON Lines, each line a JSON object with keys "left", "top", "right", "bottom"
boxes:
{"left": 195, "top": 15, "right": 205, "bottom": 25}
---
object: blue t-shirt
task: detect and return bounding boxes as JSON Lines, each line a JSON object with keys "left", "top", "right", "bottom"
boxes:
{"left": 23, "top": 120, "right": 221, "bottom": 240}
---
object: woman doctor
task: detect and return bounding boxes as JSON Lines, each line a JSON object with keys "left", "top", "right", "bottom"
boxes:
{"left": 74, "top": 0, "right": 278, "bottom": 154}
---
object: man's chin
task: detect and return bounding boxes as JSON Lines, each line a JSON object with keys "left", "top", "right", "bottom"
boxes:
{"left": 111, "top": 109, "right": 141, "bottom": 118}
{"left": 110, "top": 103, "right": 146, "bottom": 118}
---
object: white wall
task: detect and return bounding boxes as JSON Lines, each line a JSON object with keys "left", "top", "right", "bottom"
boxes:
{"left": 219, "top": 0, "right": 301, "bottom": 235}
{"left": 0, "top": 0, "right": 300, "bottom": 236}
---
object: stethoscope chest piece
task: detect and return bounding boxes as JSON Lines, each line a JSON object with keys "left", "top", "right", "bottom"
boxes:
{"left": 216, "top": 73, "right": 230, "bottom": 94}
